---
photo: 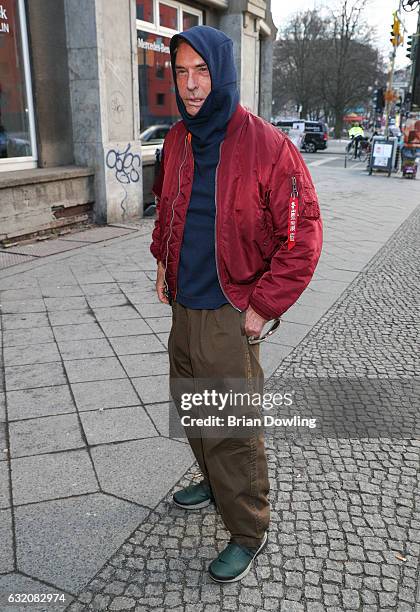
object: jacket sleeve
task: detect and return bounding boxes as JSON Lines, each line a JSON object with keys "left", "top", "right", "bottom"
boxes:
{"left": 150, "top": 143, "right": 166, "bottom": 263}
{"left": 248, "top": 136, "right": 323, "bottom": 321}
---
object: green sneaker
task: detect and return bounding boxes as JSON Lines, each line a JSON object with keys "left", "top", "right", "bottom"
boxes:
{"left": 208, "top": 532, "right": 268, "bottom": 583}
{"left": 173, "top": 481, "right": 214, "bottom": 509}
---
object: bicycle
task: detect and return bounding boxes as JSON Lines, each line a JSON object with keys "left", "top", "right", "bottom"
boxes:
{"left": 345, "top": 136, "right": 370, "bottom": 163}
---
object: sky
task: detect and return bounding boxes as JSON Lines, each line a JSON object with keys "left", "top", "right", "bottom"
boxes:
{"left": 270, "top": 0, "right": 419, "bottom": 69}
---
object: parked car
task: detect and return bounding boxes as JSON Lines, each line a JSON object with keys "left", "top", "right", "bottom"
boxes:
{"left": 140, "top": 124, "right": 172, "bottom": 144}
{"left": 274, "top": 120, "right": 329, "bottom": 153}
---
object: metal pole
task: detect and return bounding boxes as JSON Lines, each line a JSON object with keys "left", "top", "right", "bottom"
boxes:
{"left": 385, "top": 0, "right": 405, "bottom": 138}
{"left": 384, "top": 50, "right": 397, "bottom": 139}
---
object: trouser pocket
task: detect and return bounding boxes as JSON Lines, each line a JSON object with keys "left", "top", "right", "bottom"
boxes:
{"left": 239, "top": 310, "right": 247, "bottom": 336}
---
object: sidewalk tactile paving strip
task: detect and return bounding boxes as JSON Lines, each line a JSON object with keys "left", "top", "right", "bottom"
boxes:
{"left": 1, "top": 240, "right": 86, "bottom": 257}
{"left": 60, "top": 226, "right": 136, "bottom": 243}
{"left": 0, "top": 251, "right": 35, "bottom": 269}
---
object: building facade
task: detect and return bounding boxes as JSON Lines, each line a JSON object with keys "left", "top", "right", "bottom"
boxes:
{"left": 0, "top": 0, "right": 276, "bottom": 244}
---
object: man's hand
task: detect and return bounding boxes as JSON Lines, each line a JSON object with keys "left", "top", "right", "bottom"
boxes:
{"left": 156, "top": 261, "right": 169, "bottom": 304}
{"left": 244, "top": 306, "right": 267, "bottom": 338}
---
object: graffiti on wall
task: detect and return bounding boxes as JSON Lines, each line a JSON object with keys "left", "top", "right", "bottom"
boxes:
{"left": 106, "top": 143, "right": 141, "bottom": 219}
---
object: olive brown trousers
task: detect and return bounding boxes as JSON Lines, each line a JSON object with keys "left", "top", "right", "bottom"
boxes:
{"left": 168, "top": 300, "right": 270, "bottom": 549}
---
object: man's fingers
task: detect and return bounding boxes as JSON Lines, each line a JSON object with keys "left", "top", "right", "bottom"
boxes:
{"left": 245, "top": 327, "right": 261, "bottom": 337}
{"left": 156, "top": 284, "right": 169, "bottom": 304}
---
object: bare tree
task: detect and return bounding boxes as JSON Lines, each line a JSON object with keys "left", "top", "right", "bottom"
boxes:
{"left": 321, "top": 0, "right": 381, "bottom": 137}
{"left": 273, "top": 11, "right": 327, "bottom": 119}
{"left": 272, "top": 0, "right": 383, "bottom": 134}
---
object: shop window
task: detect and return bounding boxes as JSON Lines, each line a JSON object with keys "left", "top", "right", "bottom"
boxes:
{"left": 138, "top": 30, "right": 179, "bottom": 131}
{"left": 136, "top": 0, "right": 154, "bottom": 23}
{"left": 159, "top": 2, "right": 178, "bottom": 30}
{"left": 182, "top": 11, "right": 199, "bottom": 30}
{"left": 0, "top": 0, "right": 37, "bottom": 170}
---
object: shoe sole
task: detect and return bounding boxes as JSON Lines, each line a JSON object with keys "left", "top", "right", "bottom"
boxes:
{"left": 209, "top": 531, "right": 268, "bottom": 583}
{"left": 172, "top": 497, "right": 213, "bottom": 510}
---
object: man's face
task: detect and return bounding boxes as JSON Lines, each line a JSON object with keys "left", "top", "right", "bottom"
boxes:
{"left": 174, "top": 42, "right": 211, "bottom": 116}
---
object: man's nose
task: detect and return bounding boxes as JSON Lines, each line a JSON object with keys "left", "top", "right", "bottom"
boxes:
{"left": 187, "top": 71, "right": 198, "bottom": 90}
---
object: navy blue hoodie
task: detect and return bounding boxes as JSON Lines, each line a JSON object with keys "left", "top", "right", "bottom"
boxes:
{"left": 169, "top": 26, "right": 239, "bottom": 309}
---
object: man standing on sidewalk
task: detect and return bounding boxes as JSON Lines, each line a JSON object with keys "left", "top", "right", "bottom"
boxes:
{"left": 150, "top": 25, "right": 322, "bottom": 583}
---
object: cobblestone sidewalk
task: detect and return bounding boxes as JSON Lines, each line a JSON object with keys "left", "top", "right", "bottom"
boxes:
{"left": 63, "top": 208, "right": 419, "bottom": 612}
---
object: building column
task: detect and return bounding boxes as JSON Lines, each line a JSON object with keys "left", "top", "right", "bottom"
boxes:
{"left": 218, "top": 0, "right": 276, "bottom": 118}
{"left": 64, "top": 0, "right": 142, "bottom": 223}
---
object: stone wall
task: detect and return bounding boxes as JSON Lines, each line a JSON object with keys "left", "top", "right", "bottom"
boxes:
{"left": 0, "top": 167, "right": 94, "bottom": 244}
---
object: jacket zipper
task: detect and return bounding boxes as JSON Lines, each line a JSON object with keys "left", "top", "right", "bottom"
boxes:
{"left": 291, "top": 175, "right": 299, "bottom": 198}
{"left": 215, "top": 141, "right": 241, "bottom": 311}
{"left": 164, "top": 134, "right": 189, "bottom": 300}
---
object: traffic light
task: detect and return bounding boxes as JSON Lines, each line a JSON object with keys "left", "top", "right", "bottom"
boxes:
{"left": 395, "top": 96, "right": 402, "bottom": 111}
{"left": 406, "top": 33, "right": 418, "bottom": 59}
{"left": 407, "top": 34, "right": 414, "bottom": 59}
{"left": 373, "top": 88, "right": 385, "bottom": 113}
{"left": 390, "top": 13, "right": 403, "bottom": 46}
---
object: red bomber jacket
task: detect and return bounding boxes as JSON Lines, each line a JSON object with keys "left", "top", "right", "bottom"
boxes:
{"left": 150, "top": 104, "right": 323, "bottom": 321}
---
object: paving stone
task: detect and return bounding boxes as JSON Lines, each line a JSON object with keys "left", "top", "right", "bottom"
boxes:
{"left": 119, "top": 353, "right": 169, "bottom": 377}
{"left": 135, "top": 303, "right": 172, "bottom": 318}
{"left": 91, "top": 438, "right": 193, "bottom": 507}
{"left": 52, "top": 322, "right": 105, "bottom": 342}
{"left": 41, "top": 284, "right": 85, "bottom": 298}
{"left": 86, "top": 293, "right": 130, "bottom": 309}
{"left": 131, "top": 375, "right": 170, "bottom": 404}
{"left": 49, "top": 310, "right": 95, "bottom": 326}
{"left": 99, "top": 319, "right": 152, "bottom": 337}
{"left": 80, "top": 405, "right": 158, "bottom": 445}
{"left": 4, "top": 342, "right": 61, "bottom": 366}
{"left": 1, "top": 298, "right": 46, "bottom": 314}
{"left": 6, "top": 385, "right": 75, "bottom": 420}
{"left": 58, "top": 338, "right": 114, "bottom": 360}
{"left": 2, "top": 312, "right": 50, "bottom": 330}
{"left": 92, "top": 305, "right": 140, "bottom": 322}
{"left": 109, "top": 334, "right": 165, "bottom": 355}
{"left": 0, "top": 461, "right": 10, "bottom": 509}
{"left": 15, "top": 493, "right": 148, "bottom": 592}
{"left": 44, "top": 296, "right": 88, "bottom": 311}
{"left": 0, "top": 508, "right": 13, "bottom": 572}
{"left": 342, "top": 588, "right": 360, "bottom": 609}
{"left": 109, "top": 596, "right": 136, "bottom": 610}
{"left": 71, "top": 378, "right": 139, "bottom": 411}
{"left": 2, "top": 325, "right": 55, "bottom": 347}
{"left": 144, "top": 317, "right": 172, "bottom": 333}
{"left": 11, "top": 449, "right": 97, "bottom": 504}
{"left": 5, "top": 362, "right": 66, "bottom": 391}
{"left": 80, "top": 282, "right": 122, "bottom": 296}
{"left": 9, "top": 413, "right": 84, "bottom": 457}
{"left": 279, "top": 602, "right": 304, "bottom": 612}
{"left": 64, "top": 357, "right": 126, "bottom": 383}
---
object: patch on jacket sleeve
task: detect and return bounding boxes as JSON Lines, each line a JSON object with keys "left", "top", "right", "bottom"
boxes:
{"left": 301, "top": 183, "right": 320, "bottom": 219}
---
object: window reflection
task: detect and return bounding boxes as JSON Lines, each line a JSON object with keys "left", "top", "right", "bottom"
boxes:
{"left": 183, "top": 11, "right": 199, "bottom": 30}
{"left": 0, "top": 0, "right": 32, "bottom": 159}
{"left": 136, "top": 0, "right": 154, "bottom": 23}
{"left": 137, "top": 30, "right": 179, "bottom": 132}
{"left": 159, "top": 3, "right": 177, "bottom": 30}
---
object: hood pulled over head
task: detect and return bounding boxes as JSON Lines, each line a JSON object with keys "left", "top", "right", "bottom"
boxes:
{"left": 170, "top": 25, "right": 239, "bottom": 144}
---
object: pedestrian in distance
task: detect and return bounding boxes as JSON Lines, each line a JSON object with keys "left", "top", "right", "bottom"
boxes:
{"left": 347, "top": 121, "right": 365, "bottom": 159}
{"left": 150, "top": 25, "right": 323, "bottom": 583}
